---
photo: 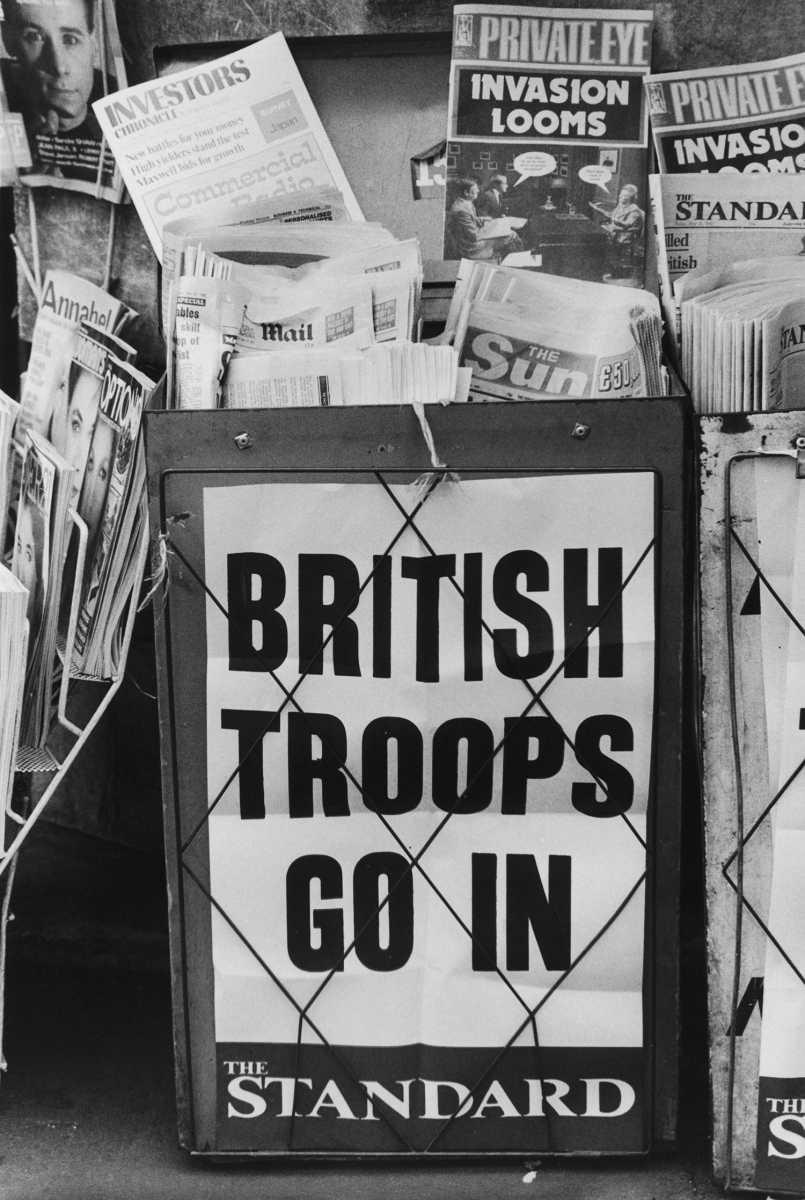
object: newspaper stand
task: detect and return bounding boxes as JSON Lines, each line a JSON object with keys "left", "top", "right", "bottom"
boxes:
{"left": 146, "top": 397, "right": 690, "bottom": 1160}
{"left": 699, "top": 410, "right": 805, "bottom": 1191}
{"left": 0, "top": 506, "right": 150, "bottom": 1073}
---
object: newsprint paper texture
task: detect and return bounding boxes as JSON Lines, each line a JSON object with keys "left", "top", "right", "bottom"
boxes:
{"left": 443, "top": 6, "right": 654, "bottom": 286}
{"left": 646, "top": 51, "right": 805, "bottom": 175}
{"left": 199, "top": 471, "right": 656, "bottom": 1153}
{"left": 93, "top": 33, "right": 363, "bottom": 262}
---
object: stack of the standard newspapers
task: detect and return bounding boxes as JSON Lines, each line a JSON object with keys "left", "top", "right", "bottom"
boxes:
{"left": 8, "top": 270, "right": 157, "bottom": 747}
{"left": 443, "top": 261, "right": 664, "bottom": 400}
{"left": 647, "top": 48, "right": 805, "bottom": 412}
{"left": 650, "top": 174, "right": 805, "bottom": 413}
{"left": 163, "top": 192, "right": 468, "bottom": 409}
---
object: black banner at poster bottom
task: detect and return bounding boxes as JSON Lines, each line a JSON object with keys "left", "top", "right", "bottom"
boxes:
{"left": 756, "top": 1075, "right": 805, "bottom": 1192}
{"left": 216, "top": 1044, "right": 646, "bottom": 1154}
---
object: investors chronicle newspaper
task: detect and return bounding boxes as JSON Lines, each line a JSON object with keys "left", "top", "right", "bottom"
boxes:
{"left": 92, "top": 33, "right": 363, "bottom": 261}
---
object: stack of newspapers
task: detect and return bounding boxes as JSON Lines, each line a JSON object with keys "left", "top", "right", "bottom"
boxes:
{"left": 7, "top": 270, "right": 157, "bottom": 746}
{"left": 163, "top": 192, "right": 468, "bottom": 409}
{"left": 647, "top": 47, "right": 805, "bottom": 413}
{"left": 443, "top": 261, "right": 664, "bottom": 401}
{"left": 650, "top": 174, "right": 805, "bottom": 413}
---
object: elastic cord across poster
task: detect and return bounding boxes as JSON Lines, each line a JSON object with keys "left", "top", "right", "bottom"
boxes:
{"left": 146, "top": 400, "right": 686, "bottom": 1158}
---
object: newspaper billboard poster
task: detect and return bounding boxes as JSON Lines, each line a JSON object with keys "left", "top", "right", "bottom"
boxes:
{"left": 442, "top": 6, "right": 654, "bottom": 287}
{"left": 161, "top": 462, "right": 658, "bottom": 1155}
{"left": 646, "top": 52, "right": 805, "bottom": 176}
{"left": 0, "top": 0, "right": 126, "bottom": 201}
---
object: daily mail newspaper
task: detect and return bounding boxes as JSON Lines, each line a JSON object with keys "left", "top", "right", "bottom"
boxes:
{"left": 649, "top": 174, "right": 805, "bottom": 350}
{"left": 0, "top": 0, "right": 127, "bottom": 201}
{"left": 646, "top": 51, "right": 805, "bottom": 175}
{"left": 92, "top": 33, "right": 363, "bottom": 262}
{"left": 443, "top": 6, "right": 654, "bottom": 287}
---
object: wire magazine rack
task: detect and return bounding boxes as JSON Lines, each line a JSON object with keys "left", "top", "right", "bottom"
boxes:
{"left": 146, "top": 399, "right": 690, "bottom": 1159}
{"left": 0, "top": 502, "right": 150, "bottom": 1074}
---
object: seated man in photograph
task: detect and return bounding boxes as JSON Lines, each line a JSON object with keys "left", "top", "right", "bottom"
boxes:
{"left": 476, "top": 173, "right": 508, "bottom": 219}
{"left": 590, "top": 183, "right": 646, "bottom": 281}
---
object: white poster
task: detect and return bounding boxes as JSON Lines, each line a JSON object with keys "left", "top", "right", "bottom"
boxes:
{"left": 200, "top": 471, "right": 656, "bottom": 1152}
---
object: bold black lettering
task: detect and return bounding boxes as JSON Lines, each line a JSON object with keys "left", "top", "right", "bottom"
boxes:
{"left": 400, "top": 555, "right": 456, "bottom": 682}
{"left": 361, "top": 717, "right": 423, "bottom": 815}
{"left": 571, "top": 714, "right": 634, "bottom": 817}
{"left": 506, "top": 854, "right": 571, "bottom": 971}
{"left": 727, "top": 976, "right": 764, "bottom": 1036}
{"left": 286, "top": 855, "right": 344, "bottom": 971}
{"left": 353, "top": 852, "right": 414, "bottom": 971}
{"left": 227, "top": 553, "right": 287, "bottom": 671}
{"left": 563, "top": 548, "right": 624, "bottom": 678}
{"left": 298, "top": 554, "right": 361, "bottom": 676}
{"left": 432, "top": 718, "right": 494, "bottom": 814}
{"left": 372, "top": 555, "right": 392, "bottom": 678}
{"left": 288, "top": 712, "right": 350, "bottom": 817}
{"left": 220, "top": 708, "right": 280, "bottom": 819}
{"left": 501, "top": 716, "right": 565, "bottom": 813}
{"left": 471, "top": 853, "right": 498, "bottom": 970}
{"left": 492, "top": 551, "right": 553, "bottom": 679}
{"left": 463, "top": 553, "right": 484, "bottom": 681}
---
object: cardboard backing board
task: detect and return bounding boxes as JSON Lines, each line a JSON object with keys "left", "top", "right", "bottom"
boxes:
{"left": 145, "top": 398, "right": 689, "bottom": 1158}
{"left": 700, "top": 411, "right": 805, "bottom": 1191}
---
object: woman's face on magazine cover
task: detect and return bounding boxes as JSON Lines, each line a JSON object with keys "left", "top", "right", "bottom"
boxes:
{"left": 79, "top": 417, "right": 113, "bottom": 546}
{"left": 51, "top": 366, "right": 98, "bottom": 473}
{"left": 5, "top": 0, "right": 95, "bottom": 130}
{"left": 14, "top": 501, "right": 39, "bottom": 621}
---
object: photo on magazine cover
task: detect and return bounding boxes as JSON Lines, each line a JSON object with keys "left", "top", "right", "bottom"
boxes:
{"left": 443, "top": 6, "right": 654, "bottom": 288}
{"left": 0, "top": 0, "right": 125, "bottom": 199}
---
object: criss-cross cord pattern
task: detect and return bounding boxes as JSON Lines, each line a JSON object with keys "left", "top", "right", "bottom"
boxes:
{"left": 169, "top": 466, "right": 656, "bottom": 1153}
{"left": 722, "top": 455, "right": 805, "bottom": 1188}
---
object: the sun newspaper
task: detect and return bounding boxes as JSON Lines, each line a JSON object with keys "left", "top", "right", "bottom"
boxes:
{"left": 445, "top": 260, "right": 663, "bottom": 399}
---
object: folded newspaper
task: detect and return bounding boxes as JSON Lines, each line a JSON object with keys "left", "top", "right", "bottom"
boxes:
{"left": 92, "top": 32, "right": 363, "bottom": 261}
{"left": 445, "top": 260, "right": 663, "bottom": 399}
{"left": 167, "top": 220, "right": 424, "bottom": 409}
{"left": 646, "top": 50, "right": 805, "bottom": 175}
{"left": 649, "top": 173, "right": 805, "bottom": 355}
{"left": 676, "top": 260, "right": 805, "bottom": 413}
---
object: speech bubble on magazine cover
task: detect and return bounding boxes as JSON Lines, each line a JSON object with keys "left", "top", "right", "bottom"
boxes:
{"left": 512, "top": 151, "right": 556, "bottom": 186}
{"left": 579, "top": 164, "right": 612, "bottom": 192}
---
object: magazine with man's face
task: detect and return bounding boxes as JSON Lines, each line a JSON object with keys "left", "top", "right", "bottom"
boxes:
{"left": 0, "top": 0, "right": 126, "bottom": 201}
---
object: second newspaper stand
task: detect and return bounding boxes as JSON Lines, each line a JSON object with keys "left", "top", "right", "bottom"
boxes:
{"left": 145, "top": 398, "right": 689, "bottom": 1159}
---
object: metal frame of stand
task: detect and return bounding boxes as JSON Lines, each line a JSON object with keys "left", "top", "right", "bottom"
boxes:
{"left": 0, "top": 504, "right": 150, "bottom": 1074}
